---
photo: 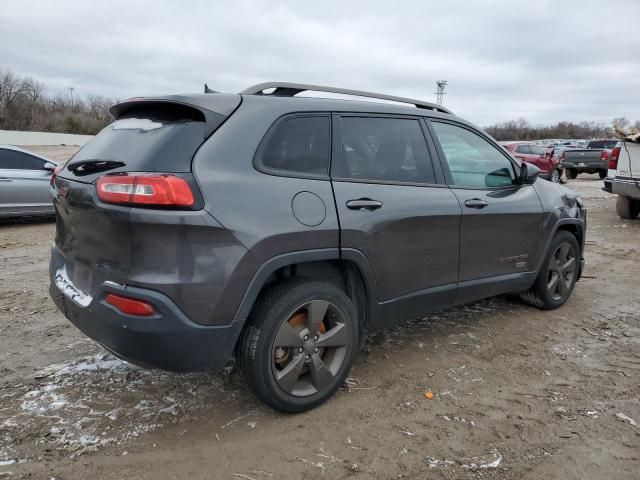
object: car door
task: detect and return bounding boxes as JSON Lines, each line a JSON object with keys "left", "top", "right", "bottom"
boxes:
{"left": 0, "top": 148, "right": 54, "bottom": 216}
{"left": 512, "top": 144, "right": 530, "bottom": 163}
{"left": 513, "top": 144, "right": 540, "bottom": 170}
{"left": 528, "top": 144, "right": 551, "bottom": 174}
{"left": 331, "top": 114, "right": 461, "bottom": 326}
{"left": 428, "top": 120, "right": 545, "bottom": 305}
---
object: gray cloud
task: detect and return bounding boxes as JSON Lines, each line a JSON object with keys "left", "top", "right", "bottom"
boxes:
{"left": 1, "top": 0, "right": 638, "bottom": 126}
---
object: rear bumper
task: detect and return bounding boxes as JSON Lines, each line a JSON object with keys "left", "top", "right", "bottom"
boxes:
{"left": 49, "top": 250, "right": 243, "bottom": 372}
{"left": 561, "top": 160, "right": 607, "bottom": 171}
{"left": 603, "top": 177, "right": 640, "bottom": 200}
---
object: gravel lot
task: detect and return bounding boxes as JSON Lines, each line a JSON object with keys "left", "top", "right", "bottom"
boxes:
{"left": 0, "top": 148, "right": 638, "bottom": 479}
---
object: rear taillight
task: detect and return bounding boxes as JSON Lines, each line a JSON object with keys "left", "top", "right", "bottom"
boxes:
{"left": 50, "top": 165, "right": 63, "bottom": 187}
{"left": 96, "top": 174, "right": 194, "bottom": 207}
{"left": 105, "top": 293, "right": 155, "bottom": 316}
{"left": 609, "top": 146, "right": 621, "bottom": 170}
{"left": 600, "top": 150, "right": 608, "bottom": 161}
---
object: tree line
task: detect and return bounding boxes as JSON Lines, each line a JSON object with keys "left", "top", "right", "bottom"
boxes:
{"left": 484, "top": 117, "right": 640, "bottom": 142}
{"left": 0, "top": 68, "right": 115, "bottom": 135}
{"left": 2, "top": 67, "right": 639, "bottom": 139}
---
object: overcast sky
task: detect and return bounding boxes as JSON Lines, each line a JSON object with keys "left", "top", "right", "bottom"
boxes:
{"left": 1, "top": 0, "right": 638, "bottom": 126}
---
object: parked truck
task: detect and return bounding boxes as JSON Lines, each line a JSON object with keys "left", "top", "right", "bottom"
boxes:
{"left": 603, "top": 136, "right": 640, "bottom": 219}
{"left": 561, "top": 139, "right": 619, "bottom": 179}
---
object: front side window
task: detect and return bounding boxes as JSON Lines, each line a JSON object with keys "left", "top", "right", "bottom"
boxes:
{"left": 257, "top": 115, "right": 330, "bottom": 177}
{"left": 333, "top": 116, "right": 435, "bottom": 184}
{"left": 0, "top": 149, "right": 45, "bottom": 170}
{"left": 514, "top": 145, "right": 531, "bottom": 154}
{"left": 431, "top": 122, "right": 517, "bottom": 188}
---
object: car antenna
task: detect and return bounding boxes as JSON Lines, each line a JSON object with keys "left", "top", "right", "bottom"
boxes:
{"left": 204, "top": 83, "right": 218, "bottom": 94}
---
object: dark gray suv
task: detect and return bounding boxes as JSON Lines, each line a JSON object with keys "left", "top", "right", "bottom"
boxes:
{"left": 49, "top": 83, "right": 586, "bottom": 412}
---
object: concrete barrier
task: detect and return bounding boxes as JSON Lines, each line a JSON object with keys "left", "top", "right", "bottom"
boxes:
{"left": 0, "top": 130, "right": 94, "bottom": 146}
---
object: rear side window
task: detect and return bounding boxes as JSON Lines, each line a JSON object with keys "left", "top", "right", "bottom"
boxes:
{"left": 514, "top": 145, "right": 531, "bottom": 154}
{"left": 0, "top": 149, "right": 45, "bottom": 170}
{"left": 256, "top": 115, "right": 330, "bottom": 177}
{"left": 431, "top": 121, "right": 516, "bottom": 188}
{"left": 333, "top": 117, "right": 435, "bottom": 184}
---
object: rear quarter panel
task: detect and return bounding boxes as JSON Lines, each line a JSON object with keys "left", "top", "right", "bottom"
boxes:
{"left": 191, "top": 98, "right": 340, "bottom": 321}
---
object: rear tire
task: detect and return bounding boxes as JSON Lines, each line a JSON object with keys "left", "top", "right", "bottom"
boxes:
{"left": 237, "top": 279, "right": 359, "bottom": 413}
{"left": 616, "top": 195, "right": 640, "bottom": 219}
{"left": 566, "top": 169, "right": 578, "bottom": 179}
{"left": 549, "top": 168, "right": 561, "bottom": 183}
{"left": 520, "top": 231, "right": 579, "bottom": 310}
{"left": 598, "top": 170, "right": 607, "bottom": 180}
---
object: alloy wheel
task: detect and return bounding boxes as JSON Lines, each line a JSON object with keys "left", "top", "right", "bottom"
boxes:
{"left": 272, "top": 300, "right": 349, "bottom": 397}
{"left": 547, "top": 242, "right": 577, "bottom": 301}
{"left": 550, "top": 169, "right": 560, "bottom": 183}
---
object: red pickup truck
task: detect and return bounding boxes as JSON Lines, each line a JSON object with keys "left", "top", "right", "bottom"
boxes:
{"left": 501, "top": 141, "right": 562, "bottom": 182}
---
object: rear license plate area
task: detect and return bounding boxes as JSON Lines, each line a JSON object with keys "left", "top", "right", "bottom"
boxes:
{"left": 55, "top": 265, "right": 93, "bottom": 307}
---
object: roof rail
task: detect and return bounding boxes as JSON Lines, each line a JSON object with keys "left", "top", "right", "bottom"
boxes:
{"left": 240, "top": 82, "right": 452, "bottom": 114}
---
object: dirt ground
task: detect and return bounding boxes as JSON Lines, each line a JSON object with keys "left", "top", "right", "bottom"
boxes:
{"left": 0, "top": 148, "right": 638, "bottom": 479}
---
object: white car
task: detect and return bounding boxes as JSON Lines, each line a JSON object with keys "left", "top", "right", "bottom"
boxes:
{"left": 0, "top": 145, "right": 57, "bottom": 218}
{"left": 604, "top": 140, "right": 640, "bottom": 218}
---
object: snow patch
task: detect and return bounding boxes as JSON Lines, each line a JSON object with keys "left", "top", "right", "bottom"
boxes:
{"left": 112, "top": 118, "right": 163, "bottom": 131}
{"left": 462, "top": 450, "right": 502, "bottom": 470}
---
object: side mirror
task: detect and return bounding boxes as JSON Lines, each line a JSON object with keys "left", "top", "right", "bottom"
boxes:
{"left": 545, "top": 151, "right": 552, "bottom": 158}
{"left": 519, "top": 162, "right": 540, "bottom": 184}
{"left": 43, "top": 162, "right": 56, "bottom": 172}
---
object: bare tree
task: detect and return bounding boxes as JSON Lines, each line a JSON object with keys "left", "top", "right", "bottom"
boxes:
{"left": 0, "top": 67, "right": 115, "bottom": 134}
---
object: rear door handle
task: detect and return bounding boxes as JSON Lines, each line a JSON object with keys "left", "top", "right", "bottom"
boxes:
{"left": 346, "top": 198, "right": 383, "bottom": 211}
{"left": 464, "top": 198, "right": 488, "bottom": 209}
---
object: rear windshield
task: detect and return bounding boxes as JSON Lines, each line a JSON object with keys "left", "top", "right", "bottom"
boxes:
{"left": 588, "top": 140, "right": 618, "bottom": 149}
{"left": 64, "top": 106, "right": 211, "bottom": 179}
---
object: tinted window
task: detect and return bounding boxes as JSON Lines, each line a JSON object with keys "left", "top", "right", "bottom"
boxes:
{"left": 514, "top": 145, "right": 531, "bottom": 154}
{"left": 529, "top": 145, "right": 545, "bottom": 155}
{"left": 258, "top": 116, "right": 330, "bottom": 176}
{"left": 334, "top": 117, "right": 435, "bottom": 184}
{"left": 69, "top": 111, "right": 206, "bottom": 180}
{"left": 0, "top": 149, "right": 45, "bottom": 170}
{"left": 431, "top": 122, "right": 516, "bottom": 188}
{"left": 588, "top": 140, "right": 618, "bottom": 149}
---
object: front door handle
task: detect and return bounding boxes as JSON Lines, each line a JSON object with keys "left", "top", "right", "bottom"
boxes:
{"left": 346, "top": 198, "right": 383, "bottom": 211}
{"left": 464, "top": 198, "right": 488, "bottom": 209}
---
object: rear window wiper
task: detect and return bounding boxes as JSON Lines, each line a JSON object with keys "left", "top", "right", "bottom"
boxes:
{"left": 66, "top": 160, "right": 125, "bottom": 176}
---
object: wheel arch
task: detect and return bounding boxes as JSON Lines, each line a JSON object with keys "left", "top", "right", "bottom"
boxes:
{"left": 233, "top": 249, "right": 380, "bottom": 333}
{"left": 536, "top": 219, "right": 585, "bottom": 278}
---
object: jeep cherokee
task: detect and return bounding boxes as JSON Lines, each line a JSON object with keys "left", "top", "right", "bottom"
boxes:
{"left": 49, "top": 82, "right": 586, "bottom": 412}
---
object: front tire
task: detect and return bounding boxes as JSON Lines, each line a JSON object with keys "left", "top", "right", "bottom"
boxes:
{"left": 237, "top": 279, "right": 359, "bottom": 413}
{"left": 520, "top": 231, "right": 579, "bottom": 309}
{"left": 549, "top": 168, "right": 561, "bottom": 183}
{"left": 616, "top": 195, "right": 640, "bottom": 219}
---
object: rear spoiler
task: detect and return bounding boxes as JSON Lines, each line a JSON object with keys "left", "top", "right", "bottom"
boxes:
{"left": 109, "top": 94, "right": 241, "bottom": 138}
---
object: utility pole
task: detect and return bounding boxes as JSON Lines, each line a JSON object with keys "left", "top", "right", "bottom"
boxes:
{"left": 68, "top": 87, "right": 74, "bottom": 109}
{"left": 435, "top": 80, "right": 447, "bottom": 106}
